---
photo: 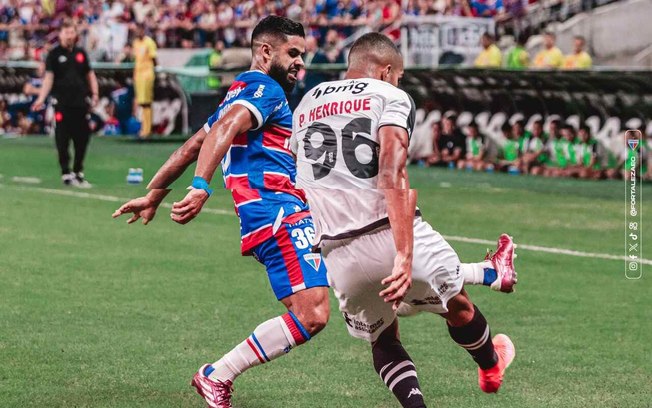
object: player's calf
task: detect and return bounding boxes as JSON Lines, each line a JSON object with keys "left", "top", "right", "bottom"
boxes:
{"left": 442, "top": 293, "right": 514, "bottom": 393}
{"left": 372, "top": 320, "right": 427, "bottom": 408}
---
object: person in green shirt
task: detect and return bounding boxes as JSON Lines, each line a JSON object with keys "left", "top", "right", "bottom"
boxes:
{"left": 575, "top": 125, "right": 600, "bottom": 179}
{"left": 497, "top": 123, "right": 521, "bottom": 173}
{"left": 207, "top": 40, "right": 224, "bottom": 89}
{"left": 457, "top": 121, "right": 488, "bottom": 171}
{"left": 562, "top": 124, "right": 579, "bottom": 176}
{"left": 606, "top": 129, "right": 649, "bottom": 180}
{"left": 505, "top": 33, "right": 529, "bottom": 69}
{"left": 542, "top": 120, "right": 568, "bottom": 177}
{"left": 513, "top": 119, "right": 532, "bottom": 154}
{"left": 522, "top": 119, "right": 547, "bottom": 175}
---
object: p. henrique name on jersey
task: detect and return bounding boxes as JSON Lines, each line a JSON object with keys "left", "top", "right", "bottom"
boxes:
{"left": 291, "top": 78, "right": 416, "bottom": 248}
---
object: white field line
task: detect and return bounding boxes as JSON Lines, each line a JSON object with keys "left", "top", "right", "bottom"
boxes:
{"left": 10, "top": 185, "right": 234, "bottom": 216}
{"left": 5, "top": 184, "right": 650, "bottom": 265}
{"left": 445, "top": 235, "right": 651, "bottom": 266}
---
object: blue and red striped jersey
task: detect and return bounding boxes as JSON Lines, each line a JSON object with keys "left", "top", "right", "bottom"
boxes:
{"left": 204, "top": 70, "right": 309, "bottom": 254}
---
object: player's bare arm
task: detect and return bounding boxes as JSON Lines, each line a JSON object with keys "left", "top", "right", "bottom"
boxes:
{"left": 377, "top": 124, "right": 415, "bottom": 310}
{"left": 112, "top": 127, "right": 208, "bottom": 224}
{"left": 170, "top": 104, "right": 255, "bottom": 225}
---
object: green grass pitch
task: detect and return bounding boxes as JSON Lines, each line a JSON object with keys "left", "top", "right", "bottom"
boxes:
{"left": 0, "top": 137, "right": 650, "bottom": 407}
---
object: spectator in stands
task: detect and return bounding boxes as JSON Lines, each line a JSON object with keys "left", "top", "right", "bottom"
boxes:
{"left": 448, "top": 0, "right": 476, "bottom": 17}
{"left": 457, "top": 121, "right": 488, "bottom": 171}
{"left": 21, "top": 62, "right": 47, "bottom": 134}
{"left": 533, "top": 32, "right": 564, "bottom": 69}
{"left": 197, "top": 2, "right": 219, "bottom": 47}
{"left": 216, "top": 1, "right": 236, "bottom": 47}
{"left": 406, "top": 0, "right": 439, "bottom": 15}
{"left": 115, "top": 43, "right": 134, "bottom": 64}
{"left": 320, "top": 29, "right": 345, "bottom": 64}
{"left": 496, "top": 0, "right": 526, "bottom": 37}
{"left": 505, "top": 33, "right": 529, "bottom": 69}
{"left": 469, "top": 0, "right": 504, "bottom": 17}
{"left": 563, "top": 35, "right": 592, "bottom": 69}
{"left": 304, "top": 29, "right": 344, "bottom": 92}
{"left": 474, "top": 32, "right": 502, "bottom": 68}
{"left": 0, "top": 40, "right": 9, "bottom": 60}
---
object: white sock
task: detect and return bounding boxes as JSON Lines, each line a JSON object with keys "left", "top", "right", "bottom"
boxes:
{"left": 460, "top": 261, "right": 494, "bottom": 285}
{"left": 207, "top": 313, "right": 309, "bottom": 382}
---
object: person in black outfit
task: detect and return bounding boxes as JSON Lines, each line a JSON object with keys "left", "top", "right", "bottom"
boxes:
{"left": 32, "top": 19, "right": 99, "bottom": 187}
{"left": 427, "top": 113, "right": 467, "bottom": 167}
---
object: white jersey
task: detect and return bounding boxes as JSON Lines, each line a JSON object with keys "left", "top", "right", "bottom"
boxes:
{"left": 291, "top": 78, "right": 415, "bottom": 246}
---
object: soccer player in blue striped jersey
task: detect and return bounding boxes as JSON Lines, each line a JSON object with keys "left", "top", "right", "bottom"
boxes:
{"left": 114, "top": 17, "right": 328, "bottom": 408}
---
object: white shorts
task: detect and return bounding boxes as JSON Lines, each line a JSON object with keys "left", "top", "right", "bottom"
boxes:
{"left": 321, "top": 217, "right": 463, "bottom": 343}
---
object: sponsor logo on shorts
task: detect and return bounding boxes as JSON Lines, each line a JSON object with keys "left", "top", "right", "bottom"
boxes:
{"left": 303, "top": 253, "right": 322, "bottom": 271}
{"left": 437, "top": 282, "right": 450, "bottom": 295}
{"left": 410, "top": 296, "right": 442, "bottom": 306}
{"left": 343, "top": 313, "right": 384, "bottom": 334}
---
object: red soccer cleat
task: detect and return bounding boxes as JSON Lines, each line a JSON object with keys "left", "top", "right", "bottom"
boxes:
{"left": 191, "top": 364, "right": 234, "bottom": 408}
{"left": 486, "top": 234, "right": 518, "bottom": 293}
{"left": 478, "top": 334, "right": 516, "bottom": 393}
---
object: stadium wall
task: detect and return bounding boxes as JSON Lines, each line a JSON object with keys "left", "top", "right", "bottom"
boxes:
{"left": 1, "top": 64, "right": 650, "bottom": 156}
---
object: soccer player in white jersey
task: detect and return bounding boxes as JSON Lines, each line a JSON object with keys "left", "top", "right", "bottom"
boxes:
{"left": 291, "top": 33, "right": 516, "bottom": 408}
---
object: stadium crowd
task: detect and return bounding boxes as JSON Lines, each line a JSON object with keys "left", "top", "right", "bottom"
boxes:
{"left": 0, "top": 0, "right": 601, "bottom": 61}
{"left": 0, "top": 0, "right": 397, "bottom": 59}
{"left": 412, "top": 113, "right": 650, "bottom": 181}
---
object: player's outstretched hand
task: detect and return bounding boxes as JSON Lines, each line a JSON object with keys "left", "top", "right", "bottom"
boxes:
{"left": 170, "top": 188, "right": 209, "bottom": 225}
{"left": 112, "top": 196, "right": 159, "bottom": 225}
{"left": 379, "top": 253, "right": 413, "bottom": 311}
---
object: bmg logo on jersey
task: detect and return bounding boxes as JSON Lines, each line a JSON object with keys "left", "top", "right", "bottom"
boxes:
{"left": 311, "top": 81, "right": 368, "bottom": 99}
{"left": 254, "top": 84, "right": 265, "bottom": 98}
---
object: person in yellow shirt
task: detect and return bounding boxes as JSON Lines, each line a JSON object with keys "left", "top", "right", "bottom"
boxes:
{"left": 132, "top": 24, "right": 157, "bottom": 138}
{"left": 533, "top": 32, "right": 564, "bottom": 69}
{"left": 474, "top": 33, "right": 502, "bottom": 68}
{"left": 563, "top": 36, "right": 592, "bottom": 69}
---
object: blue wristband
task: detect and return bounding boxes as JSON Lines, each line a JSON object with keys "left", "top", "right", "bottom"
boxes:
{"left": 191, "top": 176, "right": 213, "bottom": 197}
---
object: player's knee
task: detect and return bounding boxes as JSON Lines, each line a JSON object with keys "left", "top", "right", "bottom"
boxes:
{"left": 294, "top": 303, "right": 330, "bottom": 336}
